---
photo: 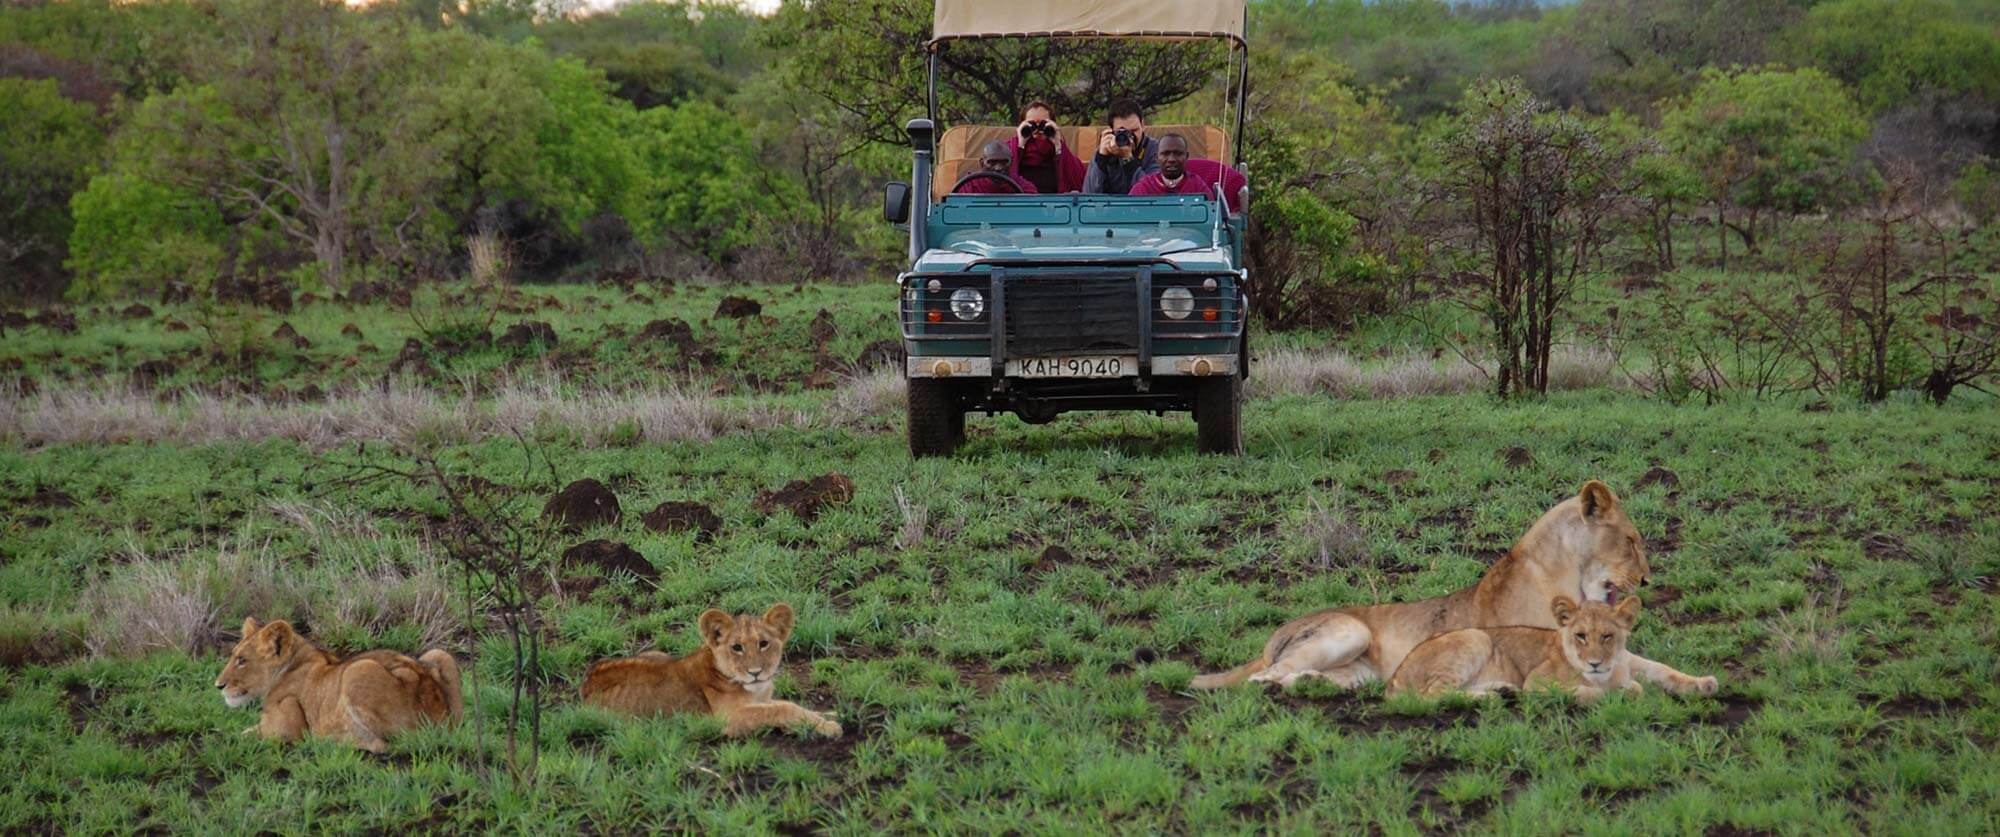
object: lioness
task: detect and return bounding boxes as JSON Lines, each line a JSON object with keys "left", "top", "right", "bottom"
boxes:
{"left": 215, "top": 618, "right": 462, "bottom": 753}
{"left": 579, "top": 603, "right": 842, "bottom": 737}
{"left": 1193, "top": 481, "right": 1710, "bottom": 691}
{"left": 1389, "top": 595, "right": 1716, "bottom": 701}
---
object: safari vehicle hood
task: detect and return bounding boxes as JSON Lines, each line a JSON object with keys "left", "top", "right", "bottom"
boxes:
{"left": 916, "top": 194, "right": 1234, "bottom": 272}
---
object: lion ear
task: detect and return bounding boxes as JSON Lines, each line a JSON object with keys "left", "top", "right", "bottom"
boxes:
{"left": 763, "top": 603, "right": 796, "bottom": 639}
{"left": 259, "top": 620, "right": 295, "bottom": 655}
{"left": 1580, "top": 481, "right": 1621, "bottom": 521}
{"left": 1615, "top": 596, "right": 1642, "bottom": 629}
{"left": 1552, "top": 596, "right": 1579, "bottom": 626}
{"left": 241, "top": 617, "right": 261, "bottom": 639}
{"left": 698, "top": 609, "right": 733, "bottom": 645}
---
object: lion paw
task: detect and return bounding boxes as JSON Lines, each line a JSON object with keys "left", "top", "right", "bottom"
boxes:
{"left": 814, "top": 715, "right": 844, "bottom": 737}
{"left": 1690, "top": 676, "right": 1718, "bottom": 696}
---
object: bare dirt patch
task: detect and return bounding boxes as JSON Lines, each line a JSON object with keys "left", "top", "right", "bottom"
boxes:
{"left": 755, "top": 474, "right": 855, "bottom": 523}
{"left": 543, "top": 479, "right": 623, "bottom": 532}
{"left": 641, "top": 501, "right": 723, "bottom": 542}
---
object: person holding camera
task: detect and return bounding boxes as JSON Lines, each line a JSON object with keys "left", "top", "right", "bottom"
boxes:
{"left": 1007, "top": 101, "right": 1085, "bottom": 194}
{"left": 1082, "top": 98, "right": 1159, "bottom": 195}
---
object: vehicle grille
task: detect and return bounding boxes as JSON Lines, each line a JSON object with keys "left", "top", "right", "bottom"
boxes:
{"left": 1003, "top": 275, "right": 1140, "bottom": 357}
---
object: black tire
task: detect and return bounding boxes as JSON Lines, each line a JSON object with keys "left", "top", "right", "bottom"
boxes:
{"left": 1194, "top": 374, "right": 1242, "bottom": 455}
{"left": 907, "top": 378, "right": 963, "bottom": 457}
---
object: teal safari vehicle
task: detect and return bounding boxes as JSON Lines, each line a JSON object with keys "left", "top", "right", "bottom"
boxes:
{"left": 882, "top": 0, "right": 1252, "bottom": 457}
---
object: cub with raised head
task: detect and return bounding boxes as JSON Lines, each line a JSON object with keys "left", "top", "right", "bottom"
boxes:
{"left": 1192, "top": 481, "right": 1712, "bottom": 692}
{"left": 1389, "top": 596, "right": 1716, "bottom": 701}
{"left": 215, "top": 618, "right": 462, "bottom": 753}
{"left": 579, "top": 603, "right": 841, "bottom": 737}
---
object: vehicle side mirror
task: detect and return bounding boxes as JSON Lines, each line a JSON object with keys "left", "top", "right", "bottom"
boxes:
{"left": 884, "top": 182, "right": 912, "bottom": 224}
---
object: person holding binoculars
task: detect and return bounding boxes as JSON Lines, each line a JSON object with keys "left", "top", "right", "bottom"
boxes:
{"left": 1082, "top": 98, "right": 1159, "bottom": 195}
{"left": 1007, "top": 101, "right": 1086, "bottom": 194}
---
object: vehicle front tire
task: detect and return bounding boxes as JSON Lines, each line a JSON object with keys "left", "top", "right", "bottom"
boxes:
{"left": 1193, "top": 374, "right": 1242, "bottom": 455}
{"left": 907, "top": 378, "right": 963, "bottom": 458}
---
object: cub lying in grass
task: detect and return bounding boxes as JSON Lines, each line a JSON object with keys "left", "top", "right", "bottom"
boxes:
{"left": 214, "top": 618, "right": 462, "bottom": 752}
{"left": 1388, "top": 596, "right": 1717, "bottom": 702}
{"left": 580, "top": 603, "right": 842, "bottom": 737}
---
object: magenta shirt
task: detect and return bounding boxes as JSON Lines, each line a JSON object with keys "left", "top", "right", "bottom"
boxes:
{"left": 1129, "top": 171, "right": 1214, "bottom": 197}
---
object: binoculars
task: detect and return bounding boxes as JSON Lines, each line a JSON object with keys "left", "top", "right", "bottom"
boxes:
{"left": 1019, "top": 121, "right": 1058, "bottom": 139}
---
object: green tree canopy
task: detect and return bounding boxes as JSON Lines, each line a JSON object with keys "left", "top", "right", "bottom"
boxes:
{"left": 1784, "top": 0, "right": 2000, "bottom": 113}
{"left": 0, "top": 77, "right": 101, "bottom": 295}
{"left": 1663, "top": 66, "right": 1869, "bottom": 251}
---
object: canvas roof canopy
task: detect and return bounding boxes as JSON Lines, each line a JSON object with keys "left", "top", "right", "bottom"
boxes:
{"left": 931, "top": 0, "right": 1246, "bottom": 44}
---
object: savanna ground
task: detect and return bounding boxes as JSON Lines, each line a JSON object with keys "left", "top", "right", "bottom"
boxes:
{"left": 3, "top": 280, "right": 1998, "bottom": 833}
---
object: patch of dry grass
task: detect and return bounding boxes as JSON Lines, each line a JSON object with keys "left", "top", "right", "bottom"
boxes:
{"left": 0, "top": 373, "right": 905, "bottom": 449}
{"left": 1251, "top": 344, "right": 1620, "bottom": 399}
{"left": 79, "top": 522, "right": 456, "bottom": 658}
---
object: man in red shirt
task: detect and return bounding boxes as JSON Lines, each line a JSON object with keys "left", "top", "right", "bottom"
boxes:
{"left": 1129, "top": 134, "right": 1213, "bottom": 198}
{"left": 955, "top": 141, "right": 1039, "bottom": 195}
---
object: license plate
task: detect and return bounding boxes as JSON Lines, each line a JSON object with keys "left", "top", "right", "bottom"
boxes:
{"left": 1006, "top": 356, "right": 1136, "bottom": 378}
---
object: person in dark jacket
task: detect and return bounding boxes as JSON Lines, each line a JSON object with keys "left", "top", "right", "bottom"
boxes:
{"left": 1082, "top": 98, "right": 1159, "bottom": 195}
{"left": 954, "top": 141, "right": 1039, "bottom": 194}
{"left": 1129, "top": 134, "right": 1213, "bottom": 197}
{"left": 1008, "top": 101, "right": 1086, "bottom": 194}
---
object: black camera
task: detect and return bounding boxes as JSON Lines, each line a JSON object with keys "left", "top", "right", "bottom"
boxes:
{"left": 1020, "top": 121, "right": 1057, "bottom": 139}
{"left": 1114, "top": 128, "right": 1134, "bottom": 147}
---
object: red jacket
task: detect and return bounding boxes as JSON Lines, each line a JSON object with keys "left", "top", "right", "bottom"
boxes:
{"left": 1130, "top": 171, "right": 1214, "bottom": 197}
{"left": 1184, "top": 159, "right": 1247, "bottom": 213}
{"left": 1007, "top": 136, "right": 1087, "bottom": 194}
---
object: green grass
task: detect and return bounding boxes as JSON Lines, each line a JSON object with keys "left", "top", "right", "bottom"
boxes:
{"left": 2, "top": 281, "right": 1998, "bottom": 831}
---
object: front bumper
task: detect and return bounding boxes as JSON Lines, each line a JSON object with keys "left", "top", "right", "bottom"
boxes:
{"left": 906, "top": 354, "right": 1240, "bottom": 379}
{"left": 898, "top": 266, "right": 1245, "bottom": 379}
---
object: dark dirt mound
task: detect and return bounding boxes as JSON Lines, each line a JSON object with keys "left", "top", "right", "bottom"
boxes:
{"left": 163, "top": 318, "right": 190, "bottom": 333}
{"left": 1031, "top": 545, "right": 1074, "bottom": 574}
{"left": 561, "top": 539, "right": 657, "bottom": 582}
{"left": 340, "top": 323, "right": 364, "bottom": 340}
{"left": 120, "top": 304, "right": 155, "bottom": 320}
{"left": 160, "top": 281, "right": 194, "bottom": 305}
{"left": 809, "top": 308, "right": 838, "bottom": 342}
{"left": 272, "top": 322, "right": 311, "bottom": 350}
{"left": 1499, "top": 446, "right": 1533, "bottom": 468}
{"left": 853, "top": 339, "right": 903, "bottom": 372}
{"left": 31, "top": 310, "right": 78, "bottom": 333}
{"left": 544, "top": 479, "right": 622, "bottom": 532}
{"left": 130, "top": 359, "right": 177, "bottom": 389}
{"left": 1383, "top": 469, "right": 1417, "bottom": 486}
{"left": 498, "top": 321, "right": 558, "bottom": 350}
{"left": 1634, "top": 465, "right": 1680, "bottom": 493}
{"left": 754, "top": 474, "right": 856, "bottom": 522}
{"left": 24, "top": 486, "right": 77, "bottom": 509}
{"left": 642, "top": 501, "right": 723, "bottom": 541}
{"left": 637, "top": 318, "right": 693, "bottom": 344}
{"left": 714, "top": 296, "right": 762, "bottom": 319}
{"left": 389, "top": 338, "right": 433, "bottom": 376}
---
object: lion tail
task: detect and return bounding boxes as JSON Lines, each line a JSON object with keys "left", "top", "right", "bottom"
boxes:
{"left": 1189, "top": 655, "right": 1269, "bottom": 689}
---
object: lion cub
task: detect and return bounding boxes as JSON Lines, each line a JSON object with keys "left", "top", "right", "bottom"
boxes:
{"left": 215, "top": 618, "right": 463, "bottom": 752}
{"left": 580, "top": 603, "right": 841, "bottom": 737}
{"left": 1389, "top": 596, "right": 1715, "bottom": 702}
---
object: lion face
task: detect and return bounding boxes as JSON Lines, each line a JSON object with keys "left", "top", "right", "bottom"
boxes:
{"left": 699, "top": 604, "right": 795, "bottom": 687}
{"left": 215, "top": 618, "right": 301, "bottom": 708}
{"left": 1571, "top": 481, "right": 1652, "bottom": 604}
{"left": 1553, "top": 595, "right": 1639, "bottom": 683}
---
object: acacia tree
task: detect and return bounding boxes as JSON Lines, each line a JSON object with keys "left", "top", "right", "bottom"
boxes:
{"left": 767, "top": 0, "right": 1222, "bottom": 145}
{"left": 1662, "top": 67, "right": 1868, "bottom": 265}
{"left": 1437, "top": 79, "right": 1632, "bottom": 398}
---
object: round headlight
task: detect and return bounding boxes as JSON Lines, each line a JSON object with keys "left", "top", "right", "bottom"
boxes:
{"left": 1161, "top": 287, "right": 1195, "bottom": 320}
{"left": 950, "top": 288, "right": 985, "bottom": 321}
